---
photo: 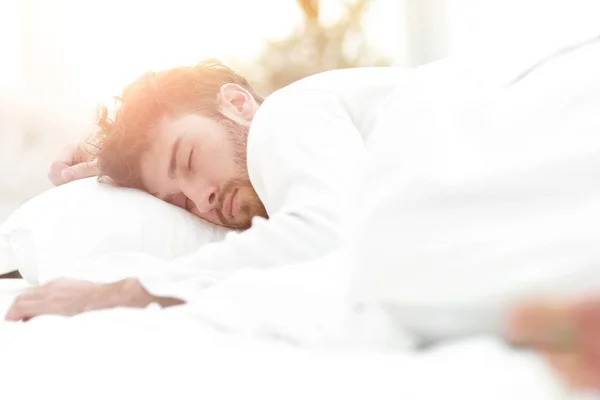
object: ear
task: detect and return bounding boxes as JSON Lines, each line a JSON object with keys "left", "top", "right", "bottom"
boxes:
{"left": 218, "top": 83, "right": 258, "bottom": 124}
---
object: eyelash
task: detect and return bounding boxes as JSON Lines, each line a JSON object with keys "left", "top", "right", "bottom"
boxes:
{"left": 187, "top": 149, "right": 194, "bottom": 171}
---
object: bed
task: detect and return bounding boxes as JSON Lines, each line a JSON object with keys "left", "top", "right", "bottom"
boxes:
{"left": 0, "top": 278, "right": 592, "bottom": 400}
{"left": 2, "top": 35, "right": 600, "bottom": 400}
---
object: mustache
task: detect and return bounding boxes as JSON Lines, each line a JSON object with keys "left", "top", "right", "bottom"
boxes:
{"left": 214, "top": 188, "right": 231, "bottom": 225}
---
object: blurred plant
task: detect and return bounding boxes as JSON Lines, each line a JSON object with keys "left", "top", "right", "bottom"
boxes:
{"left": 235, "top": 0, "right": 391, "bottom": 96}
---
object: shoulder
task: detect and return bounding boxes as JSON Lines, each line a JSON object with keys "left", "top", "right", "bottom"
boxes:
{"left": 250, "top": 85, "right": 341, "bottom": 132}
{"left": 252, "top": 66, "right": 411, "bottom": 123}
{"left": 283, "top": 67, "right": 407, "bottom": 91}
{"left": 259, "top": 67, "right": 401, "bottom": 104}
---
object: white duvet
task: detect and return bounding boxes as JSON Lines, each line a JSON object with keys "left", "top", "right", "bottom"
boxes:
{"left": 0, "top": 301, "right": 575, "bottom": 400}
{"left": 349, "top": 33, "right": 600, "bottom": 344}
{"left": 2, "top": 272, "right": 596, "bottom": 400}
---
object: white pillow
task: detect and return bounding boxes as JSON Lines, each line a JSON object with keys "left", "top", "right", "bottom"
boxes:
{"left": 0, "top": 178, "right": 230, "bottom": 284}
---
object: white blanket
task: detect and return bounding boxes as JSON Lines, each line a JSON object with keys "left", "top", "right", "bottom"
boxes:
{"left": 0, "top": 278, "right": 592, "bottom": 400}
{"left": 350, "top": 33, "right": 600, "bottom": 344}
{"left": 0, "top": 305, "right": 576, "bottom": 400}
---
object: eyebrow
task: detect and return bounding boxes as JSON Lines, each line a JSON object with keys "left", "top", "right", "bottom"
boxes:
{"left": 168, "top": 136, "right": 182, "bottom": 179}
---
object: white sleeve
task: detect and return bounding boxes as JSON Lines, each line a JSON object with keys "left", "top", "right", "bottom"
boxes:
{"left": 137, "top": 89, "right": 367, "bottom": 301}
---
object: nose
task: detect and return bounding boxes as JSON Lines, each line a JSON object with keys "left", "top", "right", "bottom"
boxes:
{"left": 185, "top": 183, "right": 218, "bottom": 214}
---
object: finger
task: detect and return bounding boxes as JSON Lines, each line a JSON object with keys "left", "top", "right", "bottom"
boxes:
{"left": 48, "top": 169, "right": 66, "bottom": 186}
{"left": 48, "top": 159, "right": 72, "bottom": 186}
{"left": 4, "top": 287, "right": 51, "bottom": 321}
{"left": 61, "top": 160, "right": 99, "bottom": 183}
{"left": 48, "top": 144, "right": 85, "bottom": 186}
{"left": 4, "top": 299, "right": 46, "bottom": 322}
{"left": 504, "top": 299, "right": 578, "bottom": 351}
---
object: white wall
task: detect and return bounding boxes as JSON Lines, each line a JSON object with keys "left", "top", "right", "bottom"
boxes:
{"left": 0, "top": 0, "right": 21, "bottom": 88}
{"left": 446, "top": 0, "right": 600, "bottom": 59}
{"left": 401, "top": 0, "right": 600, "bottom": 67}
{"left": 0, "top": 0, "right": 406, "bottom": 223}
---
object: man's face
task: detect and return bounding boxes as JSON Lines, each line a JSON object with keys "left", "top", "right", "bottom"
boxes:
{"left": 139, "top": 113, "right": 268, "bottom": 229}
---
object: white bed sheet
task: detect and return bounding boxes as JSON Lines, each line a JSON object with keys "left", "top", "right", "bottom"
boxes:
{"left": 0, "top": 279, "right": 30, "bottom": 316}
{"left": 0, "top": 278, "right": 30, "bottom": 294}
{"left": 0, "top": 259, "right": 591, "bottom": 400}
{"left": 0, "top": 305, "right": 584, "bottom": 400}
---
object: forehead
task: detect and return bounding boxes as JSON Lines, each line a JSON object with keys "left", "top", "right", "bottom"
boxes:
{"left": 157, "top": 113, "right": 210, "bottom": 133}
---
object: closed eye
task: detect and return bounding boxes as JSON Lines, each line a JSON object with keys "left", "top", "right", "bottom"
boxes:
{"left": 187, "top": 148, "right": 194, "bottom": 172}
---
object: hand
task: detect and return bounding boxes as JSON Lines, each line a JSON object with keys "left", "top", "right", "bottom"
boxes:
{"left": 48, "top": 141, "right": 99, "bottom": 186}
{"left": 5, "top": 278, "right": 122, "bottom": 321}
{"left": 505, "top": 297, "right": 600, "bottom": 391}
{"left": 4, "top": 278, "right": 184, "bottom": 322}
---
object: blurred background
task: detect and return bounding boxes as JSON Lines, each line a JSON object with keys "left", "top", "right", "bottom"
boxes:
{"left": 1, "top": 0, "right": 599, "bottom": 223}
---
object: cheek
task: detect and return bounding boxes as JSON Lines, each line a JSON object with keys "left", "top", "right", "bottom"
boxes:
{"left": 195, "top": 153, "right": 231, "bottom": 181}
{"left": 203, "top": 140, "right": 244, "bottom": 174}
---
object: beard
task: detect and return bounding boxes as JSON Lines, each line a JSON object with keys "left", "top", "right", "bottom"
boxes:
{"left": 213, "top": 118, "right": 268, "bottom": 230}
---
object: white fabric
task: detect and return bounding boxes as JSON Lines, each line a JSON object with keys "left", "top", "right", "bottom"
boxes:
{"left": 181, "top": 250, "right": 415, "bottom": 350}
{"left": 135, "top": 68, "right": 417, "bottom": 300}
{"left": 0, "top": 306, "right": 573, "bottom": 400}
{"left": 0, "top": 178, "right": 229, "bottom": 284}
{"left": 132, "top": 53, "right": 567, "bottom": 302}
{"left": 350, "top": 34, "right": 600, "bottom": 344}
{"left": 116, "top": 34, "right": 600, "bottom": 352}
{"left": 0, "top": 239, "right": 12, "bottom": 275}
{"left": 0, "top": 279, "right": 30, "bottom": 318}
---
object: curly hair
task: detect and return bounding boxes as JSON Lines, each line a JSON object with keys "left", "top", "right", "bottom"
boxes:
{"left": 92, "top": 59, "right": 263, "bottom": 189}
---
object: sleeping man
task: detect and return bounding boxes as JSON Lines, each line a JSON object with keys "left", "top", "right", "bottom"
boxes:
{"left": 6, "top": 59, "right": 421, "bottom": 319}
{"left": 6, "top": 27, "right": 600, "bottom": 393}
